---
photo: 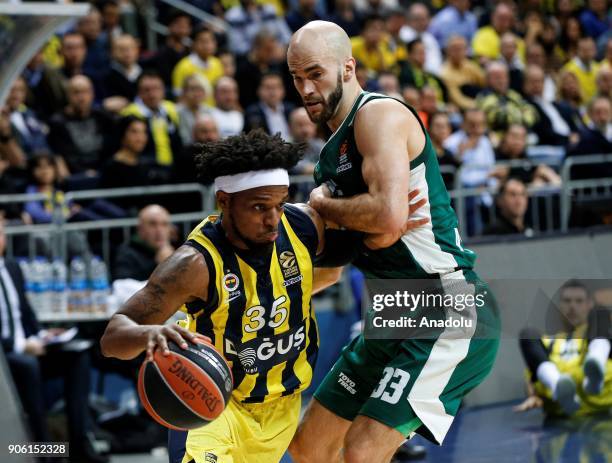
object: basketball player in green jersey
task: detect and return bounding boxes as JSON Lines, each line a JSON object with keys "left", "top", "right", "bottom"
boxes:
{"left": 287, "top": 21, "right": 501, "bottom": 463}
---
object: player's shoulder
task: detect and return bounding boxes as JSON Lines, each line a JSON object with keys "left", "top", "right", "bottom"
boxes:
{"left": 283, "top": 203, "right": 317, "bottom": 231}
{"left": 355, "top": 95, "right": 422, "bottom": 136}
{"left": 356, "top": 95, "right": 416, "bottom": 124}
{"left": 283, "top": 203, "right": 320, "bottom": 256}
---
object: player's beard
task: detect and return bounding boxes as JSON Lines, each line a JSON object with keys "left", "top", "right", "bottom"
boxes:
{"left": 304, "top": 71, "right": 343, "bottom": 124}
{"left": 228, "top": 209, "right": 276, "bottom": 255}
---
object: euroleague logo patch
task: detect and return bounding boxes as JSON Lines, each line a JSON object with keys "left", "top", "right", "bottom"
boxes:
{"left": 279, "top": 251, "right": 299, "bottom": 279}
{"left": 223, "top": 273, "right": 240, "bottom": 292}
{"left": 204, "top": 452, "right": 218, "bottom": 463}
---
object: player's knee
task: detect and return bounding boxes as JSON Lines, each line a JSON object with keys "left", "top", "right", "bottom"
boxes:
{"left": 290, "top": 427, "right": 340, "bottom": 463}
{"left": 343, "top": 431, "right": 380, "bottom": 463}
{"left": 288, "top": 430, "right": 312, "bottom": 463}
{"left": 343, "top": 443, "right": 374, "bottom": 463}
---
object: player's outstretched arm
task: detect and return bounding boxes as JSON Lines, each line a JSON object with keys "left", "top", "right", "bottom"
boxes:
{"left": 100, "top": 245, "right": 210, "bottom": 361}
{"left": 309, "top": 99, "right": 425, "bottom": 234}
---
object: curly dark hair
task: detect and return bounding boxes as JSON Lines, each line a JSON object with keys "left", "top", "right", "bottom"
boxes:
{"left": 195, "top": 130, "right": 304, "bottom": 184}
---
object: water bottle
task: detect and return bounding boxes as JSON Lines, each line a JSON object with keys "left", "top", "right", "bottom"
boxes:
{"left": 69, "top": 257, "right": 89, "bottom": 313}
{"left": 39, "top": 259, "right": 53, "bottom": 316}
{"left": 18, "top": 259, "right": 35, "bottom": 309}
{"left": 89, "top": 256, "right": 110, "bottom": 314}
{"left": 51, "top": 259, "right": 68, "bottom": 314}
{"left": 29, "top": 258, "right": 46, "bottom": 317}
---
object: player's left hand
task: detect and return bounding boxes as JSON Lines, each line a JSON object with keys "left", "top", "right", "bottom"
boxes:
{"left": 363, "top": 189, "right": 429, "bottom": 250}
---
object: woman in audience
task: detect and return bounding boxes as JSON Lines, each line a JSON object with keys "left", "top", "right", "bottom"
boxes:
{"left": 100, "top": 116, "right": 160, "bottom": 213}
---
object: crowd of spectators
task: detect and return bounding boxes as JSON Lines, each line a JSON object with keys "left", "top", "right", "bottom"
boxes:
{"left": 0, "top": 0, "right": 610, "bottom": 238}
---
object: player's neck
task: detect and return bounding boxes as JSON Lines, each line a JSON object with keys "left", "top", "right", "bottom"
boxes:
{"left": 327, "top": 85, "right": 363, "bottom": 132}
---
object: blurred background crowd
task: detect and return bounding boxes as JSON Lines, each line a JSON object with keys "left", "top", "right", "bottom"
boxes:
{"left": 0, "top": 0, "right": 610, "bottom": 242}
{"left": 0, "top": 0, "right": 611, "bottom": 461}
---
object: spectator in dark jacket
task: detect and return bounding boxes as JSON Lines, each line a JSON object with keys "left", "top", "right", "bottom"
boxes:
{"left": 243, "top": 72, "right": 294, "bottom": 139}
{"left": 285, "top": 0, "right": 323, "bottom": 32}
{"left": 523, "top": 65, "right": 579, "bottom": 146}
{"left": 568, "top": 96, "right": 612, "bottom": 179}
{"left": 103, "top": 34, "right": 142, "bottom": 107}
{"left": 484, "top": 177, "right": 534, "bottom": 236}
{"left": 112, "top": 205, "right": 174, "bottom": 281}
{"left": 48, "top": 75, "right": 115, "bottom": 177}
{"left": 140, "top": 10, "right": 191, "bottom": 91}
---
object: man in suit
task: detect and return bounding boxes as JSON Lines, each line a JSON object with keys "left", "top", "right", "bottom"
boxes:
{"left": 568, "top": 96, "right": 612, "bottom": 179}
{"left": 243, "top": 72, "right": 294, "bottom": 139}
{"left": 0, "top": 221, "right": 107, "bottom": 462}
{"left": 523, "top": 65, "right": 579, "bottom": 147}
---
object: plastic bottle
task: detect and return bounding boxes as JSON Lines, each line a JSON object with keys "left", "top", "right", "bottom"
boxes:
{"left": 89, "top": 256, "right": 110, "bottom": 314}
{"left": 29, "top": 258, "right": 46, "bottom": 317}
{"left": 17, "top": 259, "right": 35, "bottom": 308}
{"left": 51, "top": 259, "right": 68, "bottom": 314}
{"left": 69, "top": 257, "right": 89, "bottom": 313}
{"left": 40, "top": 259, "right": 53, "bottom": 316}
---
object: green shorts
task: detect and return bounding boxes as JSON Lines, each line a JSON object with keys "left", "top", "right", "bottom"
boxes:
{"left": 314, "top": 271, "right": 500, "bottom": 444}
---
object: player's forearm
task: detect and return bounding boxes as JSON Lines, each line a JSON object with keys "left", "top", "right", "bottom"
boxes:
{"left": 312, "top": 267, "right": 343, "bottom": 295}
{"left": 312, "top": 193, "right": 404, "bottom": 234}
{"left": 100, "top": 313, "right": 151, "bottom": 360}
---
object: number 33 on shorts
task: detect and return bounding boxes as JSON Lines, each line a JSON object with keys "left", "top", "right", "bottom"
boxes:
{"left": 370, "top": 367, "right": 411, "bottom": 404}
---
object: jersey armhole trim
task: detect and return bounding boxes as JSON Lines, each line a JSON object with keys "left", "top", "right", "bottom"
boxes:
{"left": 184, "top": 239, "right": 218, "bottom": 314}
{"left": 283, "top": 204, "right": 319, "bottom": 258}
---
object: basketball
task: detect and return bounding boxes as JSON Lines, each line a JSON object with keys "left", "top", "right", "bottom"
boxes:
{"left": 138, "top": 338, "right": 233, "bottom": 431}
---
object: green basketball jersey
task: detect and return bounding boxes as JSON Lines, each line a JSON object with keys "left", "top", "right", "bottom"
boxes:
{"left": 313, "top": 91, "right": 476, "bottom": 278}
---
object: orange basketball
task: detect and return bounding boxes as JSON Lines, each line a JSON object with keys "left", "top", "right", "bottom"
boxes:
{"left": 138, "top": 339, "right": 233, "bottom": 430}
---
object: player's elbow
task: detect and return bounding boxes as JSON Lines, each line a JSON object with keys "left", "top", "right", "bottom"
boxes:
{"left": 100, "top": 315, "right": 132, "bottom": 360}
{"left": 99, "top": 323, "right": 118, "bottom": 359}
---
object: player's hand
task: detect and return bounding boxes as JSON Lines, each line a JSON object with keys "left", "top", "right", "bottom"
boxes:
{"left": 308, "top": 183, "right": 332, "bottom": 210}
{"left": 145, "top": 325, "right": 212, "bottom": 361}
{"left": 512, "top": 395, "right": 543, "bottom": 412}
{"left": 363, "top": 189, "right": 429, "bottom": 250}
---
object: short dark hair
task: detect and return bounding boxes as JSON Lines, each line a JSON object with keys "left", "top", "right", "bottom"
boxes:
{"left": 192, "top": 24, "right": 214, "bottom": 41}
{"left": 361, "top": 13, "right": 385, "bottom": 30}
{"left": 497, "top": 176, "right": 526, "bottom": 196}
{"left": 429, "top": 111, "right": 449, "bottom": 126}
{"left": 259, "top": 71, "right": 283, "bottom": 86}
{"left": 61, "top": 31, "right": 85, "bottom": 45}
{"left": 136, "top": 70, "right": 163, "bottom": 88}
{"left": 560, "top": 279, "right": 591, "bottom": 298}
{"left": 166, "top": 9, "right": 191, "bottom": 25}
{"left": 116, "top": 115, "right": 146, "bottom": 141}
{"left": 28, "top": 151, "right": 58, "bottom": 184}
{"left": 194, "top": 130, "right": 303, "bottom": 184}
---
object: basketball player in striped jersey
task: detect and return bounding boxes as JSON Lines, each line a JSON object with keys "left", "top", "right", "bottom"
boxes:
{"left": 286, "top": 21, "right": 502, "bottom": 463}
{"left": 100, "top": 130, "right": 427, "bottom": 463}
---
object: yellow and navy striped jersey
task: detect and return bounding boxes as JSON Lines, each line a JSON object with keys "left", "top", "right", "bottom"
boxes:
{"left": 180, "top": 204, "right": 319, "bottom": 403}
{"left": 533, "top": 324, "right": 612, "bottom": 415}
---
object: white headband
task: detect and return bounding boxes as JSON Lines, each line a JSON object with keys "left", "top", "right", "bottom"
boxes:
{"left": 214, "top": 168, "right": 290, "bottom": 193}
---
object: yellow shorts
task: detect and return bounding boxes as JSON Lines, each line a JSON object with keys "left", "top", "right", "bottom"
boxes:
{"left": 181, "top": 393, "right": 301, "bottom": 463}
